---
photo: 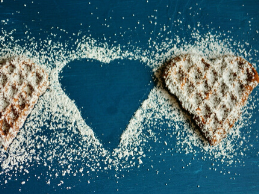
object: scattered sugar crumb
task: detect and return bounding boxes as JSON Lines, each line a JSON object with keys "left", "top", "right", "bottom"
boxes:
{"left": 0, "top": 24, "right": 258, "bottom": 189}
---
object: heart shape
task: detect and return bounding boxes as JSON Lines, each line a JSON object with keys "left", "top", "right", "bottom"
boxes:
{"left": 163, "top": 54, "right": 259, "bottom": 145}
{"left": 60, "top": 58, "right": 154, "bottom": 151}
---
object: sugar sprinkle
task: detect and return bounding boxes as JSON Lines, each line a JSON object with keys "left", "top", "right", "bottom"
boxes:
{"left": 0, "top": 28, "right": 258, "bottom": 188}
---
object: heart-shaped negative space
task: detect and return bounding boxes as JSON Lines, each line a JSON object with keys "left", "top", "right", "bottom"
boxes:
{"left": 60, "top": 59, "right": 154, "bottom": 151}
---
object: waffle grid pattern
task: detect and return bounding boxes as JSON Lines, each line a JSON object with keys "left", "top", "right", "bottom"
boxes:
{"left": 0, "top": 57, "right": 49, "bottom": 149}
{"left": 163, "top": 54, "right": 259, "bottom": 145}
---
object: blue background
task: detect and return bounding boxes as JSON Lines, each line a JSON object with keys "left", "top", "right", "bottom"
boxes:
{"left": 1, "top": 0, "right": 259, "bottom": 193}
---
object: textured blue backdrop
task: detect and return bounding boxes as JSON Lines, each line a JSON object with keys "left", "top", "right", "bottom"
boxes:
{"left": 0, "top": 0, "right": 259, "bottom": 193}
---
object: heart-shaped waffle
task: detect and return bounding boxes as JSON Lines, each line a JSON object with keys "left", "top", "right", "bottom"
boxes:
{"left": 0, "top": 57, "right": 49, "bottom": 150}
{"left": 163, "top": 54, "right": 259, "bottom": 145}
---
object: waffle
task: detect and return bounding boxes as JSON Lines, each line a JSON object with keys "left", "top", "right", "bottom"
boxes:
{"left": 163, "top": 54, "right": 259, "bottom": 145}
{"left": 0, "top": 57, "right": 49, "bottom": 150}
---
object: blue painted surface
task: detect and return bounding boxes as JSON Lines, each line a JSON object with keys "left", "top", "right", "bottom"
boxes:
{"left": 60, "top": 59, "right": 154, "bottom": 151}
{"left": 0, "top": 0, "right": 259, "bottom": 193}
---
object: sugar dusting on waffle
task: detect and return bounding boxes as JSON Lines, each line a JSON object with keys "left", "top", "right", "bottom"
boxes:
{"left": 0, "top": 57, "right": 49, "bottom": 150}
{"left": 163, "top": 54, "right": 259, "bottom": 145}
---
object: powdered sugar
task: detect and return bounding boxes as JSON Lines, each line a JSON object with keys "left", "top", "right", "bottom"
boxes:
{"left": 0, "top": 27, "right": 258, "bottom": 188}
{"left": 0, "top": 56, "right": 49, "bottom": 149}
{"left": 163, "top": 54, "right": 258, "bottom": 145}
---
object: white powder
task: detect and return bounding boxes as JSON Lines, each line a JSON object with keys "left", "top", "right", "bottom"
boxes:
{"left": 163, "top": 54, "right": 258, "bottom": 145}
{"left": 0, "top": 28, "right": 258, "bottom": 188}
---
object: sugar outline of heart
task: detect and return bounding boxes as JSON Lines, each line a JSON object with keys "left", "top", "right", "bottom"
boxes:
{"left": 48, "top": 45, "right": 154, "bottom": 161}
{"left": 1, "top": 33, "right": 253, "bottom": 166}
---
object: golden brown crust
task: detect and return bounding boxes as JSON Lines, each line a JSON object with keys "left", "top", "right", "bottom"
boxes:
{"left": 163, "top": 54, "right": 258, "bottom": 145}
{"left": 0, "top": 57, "right": 49, "bottom": 150}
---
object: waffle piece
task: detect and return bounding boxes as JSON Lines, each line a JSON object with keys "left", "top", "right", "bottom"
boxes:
{"left": 0, "top": 57, "right": 49, "bottom": 150}
{"left": 163, "top": 54, "right": 259, "bottom": 145}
